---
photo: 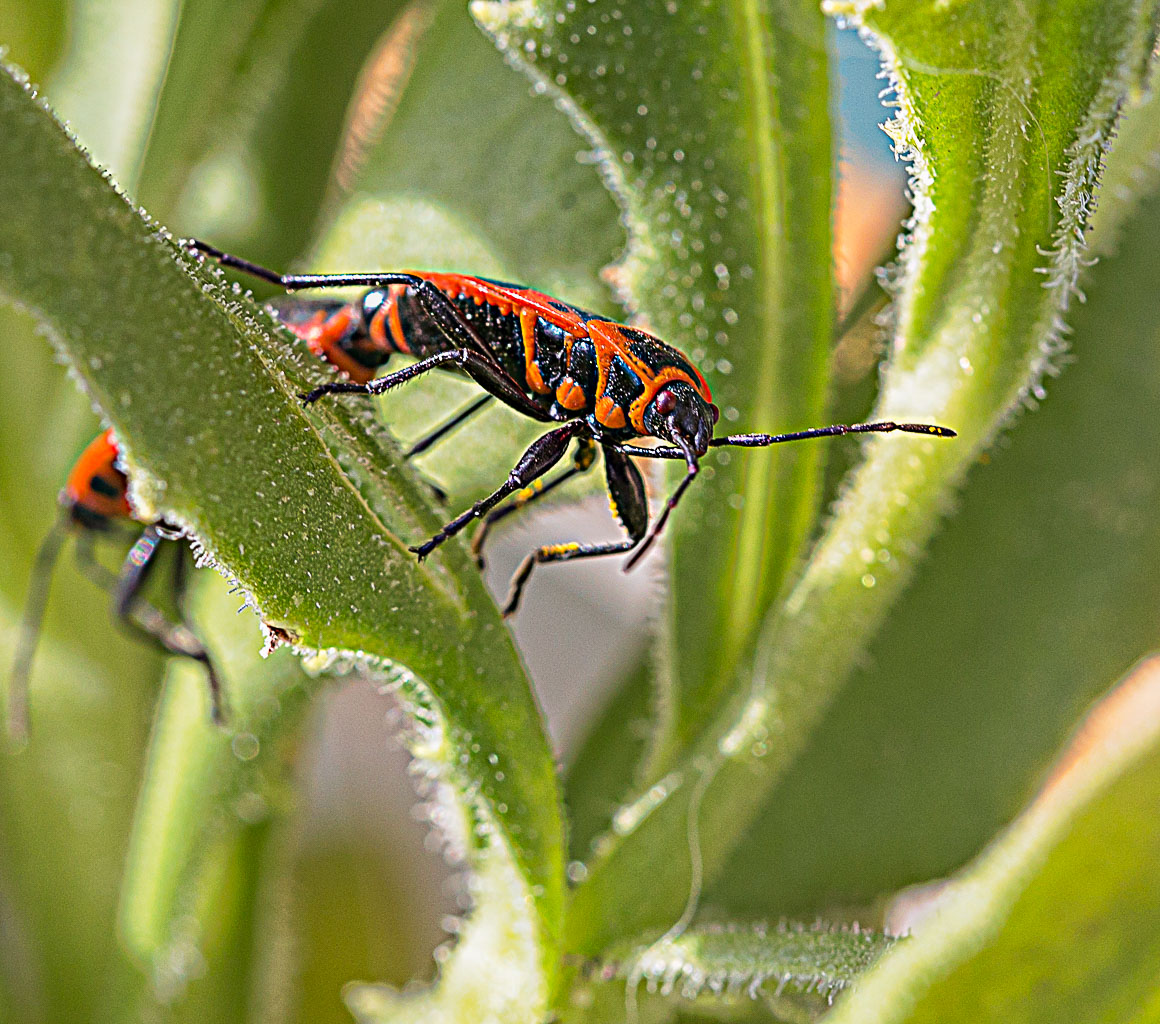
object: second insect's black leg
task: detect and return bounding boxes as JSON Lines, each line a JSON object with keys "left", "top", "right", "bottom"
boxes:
{"left": 411, "top": 423, "right": 582, "bottom": 560}
{"left": 501, "top": 445, "right": 650, "bottom": 616}
{"left": 112, "top": 527, "right": 227, "bottom": 724}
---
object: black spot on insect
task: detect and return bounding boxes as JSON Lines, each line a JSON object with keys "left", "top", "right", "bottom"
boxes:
{"left": 533, "top": 319, "right": 570, "bottom": 388}
{"left": 605, "top": 355, "right": 645, "bottom": 409}
{"left": 566, "top": 338, "right": 598, "bottom": 398}
{"left": 89, "top": 474, "right": 122, "bottom": 499}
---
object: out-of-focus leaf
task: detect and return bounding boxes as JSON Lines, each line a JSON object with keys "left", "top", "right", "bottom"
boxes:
{"left": 828, "top": 657, "right": 1160, "bottom": 1024}
{"left": 559, "top": 0, "right": 1160, "bottom": 954}
{"left": 151, "top": 0, "right": 416, "bottom": 270}
{"left": 0, "top": 308, "right": 161, "bottom": 1021}
{"left": 345, "top": 834, "right": 546, "bottom": 1024}
{"left": 0, "top": 0, "right": 68, "bottom": 82}
{"left": 0, "top": 62, "right": 563, "bottom": 1007}
{"left": 712, "top": 84, "right": 1160, "bottom": 920}
{"left": 49, "top": 0, "right": 181, "bottom": 190}
{"left": 474, "top": 0, "right": 835, "bottom": 767}
{"left": 117, "top": 571, "right": 316, "bottom": 990}
{"left": 564, "top": 655, "right": 654, "bottom": 864}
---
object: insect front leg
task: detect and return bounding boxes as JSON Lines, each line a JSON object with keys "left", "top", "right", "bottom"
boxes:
{"left": 410, "top": 423, "right": 582, "bottom": 560}
{"left": 501, "top": 444, "right": 648, "bottom": 617}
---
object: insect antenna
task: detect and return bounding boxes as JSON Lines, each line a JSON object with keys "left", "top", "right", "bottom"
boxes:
{"left": 710, "top": 421, "right": 956, "bottom": 448}
{"left": 623, "top": 436, "right": 699, "bottom": 572}
{"left": 7, "top": 515, "right": 70, "bottom": 743}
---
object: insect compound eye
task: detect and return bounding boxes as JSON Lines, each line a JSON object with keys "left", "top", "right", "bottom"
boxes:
{"left": 654, "top": 388, "right": 677, "bottom": 415}
{"left": 709, "top": 403, "right": 720, "bottom": 424}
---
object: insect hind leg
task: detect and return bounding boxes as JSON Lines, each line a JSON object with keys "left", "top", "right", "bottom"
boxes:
{"left": 113, "top": 527, "right": 227, "bottom": 724}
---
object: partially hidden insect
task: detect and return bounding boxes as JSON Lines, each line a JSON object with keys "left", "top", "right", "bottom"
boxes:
{"left": 8, "top": 285, "right": 480, "bottom": 739}
{"left": 189, "top": 239, "right": 956, "bottom": 616}
{"left": 7, "top": 429, "right": 224, "bottom": 741}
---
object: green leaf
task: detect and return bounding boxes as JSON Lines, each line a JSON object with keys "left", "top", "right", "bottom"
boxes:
{"left": 559, "top": 0, "right": 1160, "bottom": 954}
{"left": 345, "top": 833, "right": 547, "bottom": 1024}
{"left": 0, "top": 60, "right": 563, "bottom": 1006}
{"left": 710, "top": 84, "right": 1160, "bottom": 919}
{"left": 611, "top": 922, "right": 896, "bottom": 1004}
{"left": 473, "top": 0, "right": 836, "bottom": 766}
{"left": 828, "top": 657, "right": 1160, "bottom": 1024}
{"left": 117, "top": 572, "right": 316, "bottom": 976}
{"left": 564, "top": 655, "right": 654, "bottom": 864}
{"left": 49, "top": 0, "right": 182, "bottom": 190}
{"left": 137, "top": 0, "right": 412, "bottom": 263}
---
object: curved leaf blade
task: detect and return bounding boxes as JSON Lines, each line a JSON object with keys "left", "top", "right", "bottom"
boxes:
{"left": 711, "top": 85, "right": 1160, "bottom": 918}
{"left": 0, "top": 61, "right": 563, "bottom": 999}
{"left": 829, "top": 657, "right": 1160, "bottom": 1024}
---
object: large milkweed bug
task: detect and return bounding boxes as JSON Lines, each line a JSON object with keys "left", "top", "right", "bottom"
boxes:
{"left": 7, "top": 429, "right": 224, "bottom": 741}
{"left": 188, "top": 239, "right": 955, "bottom": 616}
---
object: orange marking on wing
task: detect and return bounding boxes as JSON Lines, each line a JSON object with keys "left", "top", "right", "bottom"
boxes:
{"left": 595, "top": 395, "right": 627, "bottom": 429}
{"left": 520, "top": 308, "right": 550, "bottom": 393}
{"left": 63, "top": 429, "right": 131, "bottom": 521}
{"left": 300, "top": 305, "right": 375, "bottom": 384}
{"left": 385, "top": 286, "right": 410, "bottom": 354}
{"left": 556, "top": 378, "right": 587, "bottom": 411}
{"left": 426, "top": 273, "right": 589, "bottom": 336}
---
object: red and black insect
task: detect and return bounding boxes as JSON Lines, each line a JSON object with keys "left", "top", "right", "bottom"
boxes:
{"left": 8, "top": 429, "right": 224, "bottom": 740}
{"left": 189, "top": 240, "right": 955, "bottom": 615}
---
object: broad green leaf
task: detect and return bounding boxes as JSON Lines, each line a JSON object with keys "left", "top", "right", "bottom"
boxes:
{"left": 49, "top": 0, "right": 181, "bottom": 190}
{"left": 828, "top": 657, "right": 1160, "bottom": 1024}
{"left": 561, "top": 0, "right": 1160, "bottom": 954}
{"left": 0, "top": 61, "right": 563, "bottom": 1007}
{"left": 710, "top": 64, "right": 1160, "bottom": 920}
{"left": 474, "top": 0, "right": 836, "bottom": 766}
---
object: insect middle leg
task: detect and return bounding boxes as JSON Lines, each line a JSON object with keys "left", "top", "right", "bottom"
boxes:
{"left": 111, "top": 527, "right": 226, "bottom": 723}
{"left": 470, "top": 437, "right": 597, "bottom": 568}
{"left": 501, "top": 445, "right": 648, "bottom": 616}
{"left": 410, "top": 422, "right": 583, "bottom": 560}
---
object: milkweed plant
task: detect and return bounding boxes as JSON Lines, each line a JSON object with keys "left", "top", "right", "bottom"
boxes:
{"left": 1, "top": 1, "right": 1159, "bottom": 1022}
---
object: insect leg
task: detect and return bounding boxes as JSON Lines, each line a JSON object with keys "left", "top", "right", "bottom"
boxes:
{"left": 609, "top": 420, "right": 956, "bottom": 462}
{"left": 501, "top": 445, "right": 648, "bottom": 616}
{"left": 7, "top": 520, "right": 69, "bottom": 741}
{"left": 112, "top": 527, "right": 226, "bottom": 724}
{"left": 187, "top": 241, "right": 548, "bottom": 417}
{"left": 470, "top": 438, "right": 597, "bottom": 568}
{"left": 405, "top": 394, "right": 494, "bottom": 458}
{"left": 410, "top": 423, "right": 581, "bottom": 560}
{"left": 301, "top": 347, "right": 544, "bottom": 421}
{"left": 622, "top": 439, "right": 699, "bottom": 571}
